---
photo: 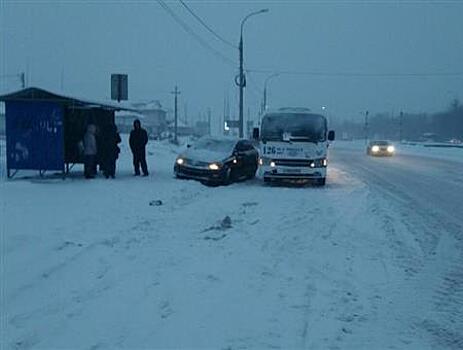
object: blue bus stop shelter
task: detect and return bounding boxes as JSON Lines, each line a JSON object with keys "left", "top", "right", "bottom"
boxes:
{"left": 0, "top": 87, "right": 129, "bottom": 178}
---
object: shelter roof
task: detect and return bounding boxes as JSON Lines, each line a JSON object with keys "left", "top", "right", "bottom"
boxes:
{"left": 0, "top": 87, "right": 136, "bottom": 112}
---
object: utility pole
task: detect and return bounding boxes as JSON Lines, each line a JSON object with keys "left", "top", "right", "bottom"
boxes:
{"left": 60, "top": 67, "right": 64, "bottom": 91}
{"left": 171, "top": 86, "right": 181, "bottom": 144}
{"left": 184, "top": 102, "right": 188, "bottom": 126}
{"left": 364, "top": 110, "right": 369, "bottom": 144}
{"left": 399, "top": 111, "right": 403, "bottom": 142}
{"left": 237, "top": 36, "right": 245, "bottom": 138}
{"left": 207, "top": 108, "right": 212, "bottom": 135}
{"left": 20, "top": 72, "right": 25, "bottom": 88}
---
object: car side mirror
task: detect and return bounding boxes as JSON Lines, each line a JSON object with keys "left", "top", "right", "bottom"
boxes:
{"left": 328, "top": 130, "right": 335, "bottom": 141}
{"left": 252, "top": 127, "right": 260, "bottom": 140}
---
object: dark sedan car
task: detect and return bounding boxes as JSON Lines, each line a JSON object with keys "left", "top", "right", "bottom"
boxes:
{"left": 174, "top": 136, "right": 259, "bottom": 185}
{"left": 366, "top": 140, "right": 395, "bottom": 156}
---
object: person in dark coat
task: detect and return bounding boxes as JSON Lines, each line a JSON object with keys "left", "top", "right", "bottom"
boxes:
{"left": 100, "top": 124, "right": 121, "bottom": 179}
{"left": 129, "top": 119, "right": 149, "bottom": 176}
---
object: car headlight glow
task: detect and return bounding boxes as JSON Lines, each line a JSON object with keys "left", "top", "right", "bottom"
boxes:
{"left": 259, "top": 158, "right": 263, "bottom": 166}
{"left": 270, "top": 161, "right": 276, "bottom": 168}
{"left": 387, "top": 145, "right": 395, "bottom": 153}
{"left": 208, "top": 163, "right": 220, "bottom": 170}
{"left": 371, "top": 145, "right": 380, "bottom": 153}
{"left": 176, "top": 158, "right": 184, "bottom": 165}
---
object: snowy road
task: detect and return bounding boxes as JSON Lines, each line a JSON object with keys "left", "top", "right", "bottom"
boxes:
{"left": 332, "top": 145, "right": 463, "bottom": 233}
{"left": 2, "top": 139, "right": 462, "bottom": 349}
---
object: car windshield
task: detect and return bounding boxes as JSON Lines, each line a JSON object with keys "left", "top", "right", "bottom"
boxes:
{"left": 261, "top": 113, "right": 327, "bottom": 142}
{"left": 192, "top": 137, "right": 236, "bottom": 154}
{"left": 371, "top": 141, "right": 390, "bottom": 146}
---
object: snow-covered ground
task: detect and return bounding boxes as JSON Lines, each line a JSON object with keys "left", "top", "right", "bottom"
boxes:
{"left": 1, "top": 137, "right": 462, "bottom": 349}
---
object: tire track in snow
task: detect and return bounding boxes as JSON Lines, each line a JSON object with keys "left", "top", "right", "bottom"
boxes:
{"left": 332, "top": 147, "right": 463, "bottom": 348}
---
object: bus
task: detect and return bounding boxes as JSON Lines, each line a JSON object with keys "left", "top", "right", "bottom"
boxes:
{"left": 257, "top": 107, "right": 335, "bottom": 186}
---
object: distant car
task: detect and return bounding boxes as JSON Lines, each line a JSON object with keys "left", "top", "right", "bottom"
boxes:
{"left": 367, "top": 140, "right": 395, "bottom": 156}
{"left": 174, "top": 136, "right": 259, "bottom": 185}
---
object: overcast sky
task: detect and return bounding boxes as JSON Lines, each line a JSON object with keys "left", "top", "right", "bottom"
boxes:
{"left": 1, "top": 0, "right": 462, "bottom": 127}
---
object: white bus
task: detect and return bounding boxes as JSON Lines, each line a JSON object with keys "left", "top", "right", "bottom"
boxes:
{"left": 257, "top": 107, "right": 335, "bottom": 186}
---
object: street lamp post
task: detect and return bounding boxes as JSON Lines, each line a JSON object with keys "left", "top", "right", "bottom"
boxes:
{"left": 236, "top": 8, "right": 268, "bottom": 138}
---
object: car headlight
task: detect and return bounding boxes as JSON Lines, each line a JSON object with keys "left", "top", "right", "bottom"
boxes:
{"left": 270, "top": 161, "right": 276, "bottom": 168}
{"left": 387, "top": 145, "right": 395, "bottom": 153}
{"left": 176, "top": 158, "right": 184, "bottom": 165}
{"left": 371, "top": 145, "right": 380, "bottom": 152}
{"left": 208, "top": 163, "right": 220, "bottom": 170}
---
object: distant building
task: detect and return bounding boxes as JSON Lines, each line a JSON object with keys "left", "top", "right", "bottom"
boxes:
{"left": 130, "top": 100, "right": 167, "bottom": 138}
{"left": 115, "top": 110, "right": 146, "bottom": 134}
{"left": 194, "top": 121, "right": 210, "bottom": 137}
{"left": 166, "top": 119, "right": 194, "bottom": 138}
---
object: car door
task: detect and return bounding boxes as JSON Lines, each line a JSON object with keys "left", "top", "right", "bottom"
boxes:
{"left": 235, "top": 141, "right": 256, "bottom": 176}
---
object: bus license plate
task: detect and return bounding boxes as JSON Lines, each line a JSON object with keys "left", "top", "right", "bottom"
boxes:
{"left": 282, "top": 168, "right": 301, "bottom": 173}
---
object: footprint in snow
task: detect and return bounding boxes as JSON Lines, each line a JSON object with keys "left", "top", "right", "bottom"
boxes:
{"left": 159, "top": 301, "right": 173, "bottom": 319}
{"left": 242, "top": 201, "right": 258, "bottom": 207}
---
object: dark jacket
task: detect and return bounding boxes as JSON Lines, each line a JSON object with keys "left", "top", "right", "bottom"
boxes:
{"left": 129, "top": 128, "right": 148, "bottom": 153}
{"left": 101, "top": 126, "right": 121, "bottom": 160}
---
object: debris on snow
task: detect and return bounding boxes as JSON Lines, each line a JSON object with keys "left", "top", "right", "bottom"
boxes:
{"left": 202, "top": 215, "right": 233, "bottom": 233}
{"left": 149, "top": 200, "right": 163, "bottom": 206}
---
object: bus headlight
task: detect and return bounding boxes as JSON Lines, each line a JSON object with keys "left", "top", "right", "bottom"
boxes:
{"left": 313, "top": 158, "right": 327, "bottom": 167}
{"left": 259, "top": 157, "right": 272, "bottom": 166}
{"left": 387, "top": 145, "right": 395, "bottom": 153}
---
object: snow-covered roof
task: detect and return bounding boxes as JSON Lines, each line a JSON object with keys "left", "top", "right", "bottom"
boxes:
{"left": 121, "top": 100, "right": 164, "bottom": 112}
{"left": 115, "top": 110, "right": 146, "bottom": 120}
{"left": 0, "top": 87, "right": 137, "bottom": 112}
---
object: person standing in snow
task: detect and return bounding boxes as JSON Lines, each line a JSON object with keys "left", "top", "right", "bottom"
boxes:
{"left": 83, "top": 123, "right": 98, "bottom": 179}
{"left": 100, "top": 124, "right": 121, "bottom": 179}
{"left": 129, "top": 119, "right": 149, "bottom": 176}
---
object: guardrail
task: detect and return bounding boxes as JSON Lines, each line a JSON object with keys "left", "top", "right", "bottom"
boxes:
{"left": 401, "top": 141, "right": 463, "bottom": 149}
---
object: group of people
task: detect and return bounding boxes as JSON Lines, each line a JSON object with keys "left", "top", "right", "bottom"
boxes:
{"left": 82, "top": 119, "right": 149, "bottom": 179}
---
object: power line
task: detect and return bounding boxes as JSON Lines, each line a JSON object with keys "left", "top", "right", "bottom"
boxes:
{"left": 156, "top": 0, "right": 236, "bottom": 67}
{"left": 246, "top": 68, "right": 463, "bottom": 77}
{"left": 178, "top": 0, "right": 237, "bottom": 50}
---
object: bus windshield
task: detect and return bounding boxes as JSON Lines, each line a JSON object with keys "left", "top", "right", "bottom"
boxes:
{"left": 261, "top": 113, "right": 327, "bottom": 142}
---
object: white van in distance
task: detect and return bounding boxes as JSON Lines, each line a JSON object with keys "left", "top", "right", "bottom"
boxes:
{"left": 257, "top": 107, "right": 335, "bottom": 186}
